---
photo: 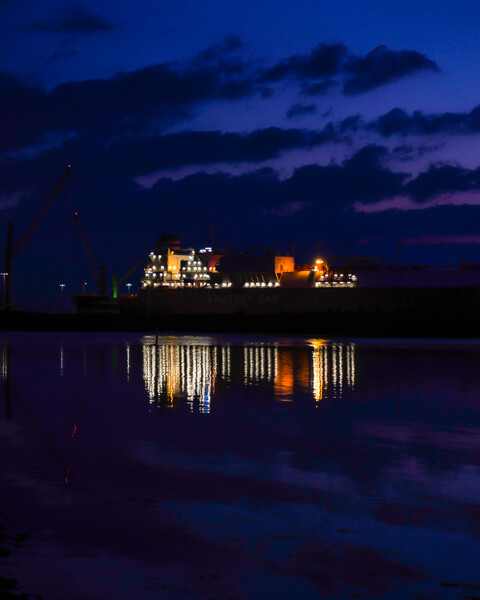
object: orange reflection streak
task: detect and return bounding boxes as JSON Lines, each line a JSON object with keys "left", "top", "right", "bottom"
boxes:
{"left": 312, "top": 348, "right": 323, "bottom": 401}
{"left": 308, "top": 339, "right": 327, "bottom": 402}
{"left": 166, "top": 345, "right": 180, "bottom": 405}
{"left": 274, "top": 349, "right": 294, "bottom": 401}
{"left": 140, "top": 339, "right": 356, "bottom": 407}
{"left": 307, "top": 340, "right": 356, "bottom": 401}
{"left": 71, "top": 421, "right": 77, "bottom": 437}
{"left": 142, "top": 343, "right": 223, "bottom": 412}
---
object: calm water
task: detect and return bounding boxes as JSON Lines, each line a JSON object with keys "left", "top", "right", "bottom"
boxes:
{"left": 1, "top": 333, "right": 480, "bottom": 599}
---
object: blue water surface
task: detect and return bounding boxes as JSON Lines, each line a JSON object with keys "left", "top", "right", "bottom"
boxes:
{"left": 1, "top": 332, "right": 479, "bottom": 599}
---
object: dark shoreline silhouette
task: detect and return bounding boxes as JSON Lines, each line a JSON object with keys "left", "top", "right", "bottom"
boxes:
{"left": 1, "top": 308, "right": 478, "bottom": 338}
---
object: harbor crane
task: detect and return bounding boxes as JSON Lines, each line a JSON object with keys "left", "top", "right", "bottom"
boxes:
{"left": 4, "top": 165, "right": 71, "bottom": 310}
{"left": 112, "top": 258, "right": 145, "bottom": 299}
{"left": 73, "top": 213, "right": 145, "bottom": 301}
{"left": 72, "top": 212, "right": 107, "bottom": 296}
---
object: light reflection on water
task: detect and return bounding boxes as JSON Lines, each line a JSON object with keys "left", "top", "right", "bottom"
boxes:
{"left": 1, "top": 344, "right": 7, "bottom": 381}
{"left": 1, "top": 333, "right": 480, "bottom": 600}
{"left": 142, "top": 343, "right": 217, "bottom": 411}
{"left": 141, "top": 337, "right": 357, "bottom": 409}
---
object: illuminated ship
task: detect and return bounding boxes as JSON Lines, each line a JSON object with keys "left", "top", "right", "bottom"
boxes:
{"left": 139, "top": 233, "right": 356, "bottom": 291}
{"left": 119, "top": 233, "right": 480, "bottom": 323}
{"left": 132, "top": 234, "right": 359, "bottom": 316}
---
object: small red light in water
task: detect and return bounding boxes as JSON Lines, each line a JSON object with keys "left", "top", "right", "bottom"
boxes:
{"left": 72, "top": 422, "right": 77, "bottom": 437}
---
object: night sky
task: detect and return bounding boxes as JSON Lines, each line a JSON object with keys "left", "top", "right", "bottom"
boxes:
{"left": 2, "top": 0, "right": 480, "bottom": 309}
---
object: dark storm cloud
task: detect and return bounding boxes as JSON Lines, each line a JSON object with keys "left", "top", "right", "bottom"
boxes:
{"left": 0, "top": 142, "right": 398, "bottom": 217}
{"left": 0, "top": 55, "right": 257, "bottom": 151}
{"left": 392, "top": 144, "right": 416, "bottom": 161}
{"left": 126, "top": 142, "right": 406, "bottom": 209}
{"left": 286, "top": 103, "right": 316, "bottom": 119}
{"left": 8, "top": 139, "right": 480, "bottom": 218}
{"left": 194, "top": 34, "right": 244, "bottom": 62}
{"left": 128, "top": 147, "right": 480, "bottom": 258}
{"left": 47, "top": 63, "right": 215, "bottom": 134}
{"left": 355, "top": 139, "right": 443, "bottom": 164}
{"left": 333, "top": 102, "right": 480, "bottom": 144}
{"left": 139, "top": 125, "right": 337, "bottom": 166}
{"left": 143, "top": 144, "right": 406, "bottom": 213}
{"left": 406, "top": 164, "right": 480, "bottom": 201}
{"left": 330, "top": 144, "right": 406, "bottom": 204}
{"left": 416, "top": 143, "right": 445, "bottom": 157}
{"left": 0, "top": 124, "right": 344, "bottom": 197}
{"left": 302, "top": 79, "right": 337, "bottom": 96}
{"left": 191, "top": 35, "right": 251, "bottom": 96}
{"left": 314, "top": 101, "right": 480, "bottom": 146}
{"left": 259, "top": 43, "right": 439, "bottom": 95}
{"left": 0, "top": 72, "right": 47, "bottom": 153}
{"left": 32, "top": 6, "right": 113, "bottom": 33}
{"left": 372, "top": 105, "right": 480, "bottom": 137}
{"left": 0, "top": 38, "right": 442, "bottom": 155}
{"left": 343, "top": 45, "right": 439, "bottom": 95}
{"left": 260, "top": 43, "right": 347, "bottom": 83}
{"left": 126, "top": 159, "right": 480, "bottom": 264}
{"left": 338, "top": 114, "right": 363, "bottom": 133}
{"left": 80, "top": 125, "right": 341, "bottom": 177}
{"left": 391, "top": 142, "right": 445, "bottom": 162}
{"left": 3, "top": 128, "right": 480, "bottom": 221}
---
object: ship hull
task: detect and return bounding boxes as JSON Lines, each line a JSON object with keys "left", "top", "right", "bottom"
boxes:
{"left": 129, "top": 286, "right": 480, "bottom": 315}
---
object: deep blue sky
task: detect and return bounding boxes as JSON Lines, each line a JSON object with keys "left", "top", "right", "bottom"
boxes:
{"left": 2, "top": 0, "right": 480, "bottom": 308}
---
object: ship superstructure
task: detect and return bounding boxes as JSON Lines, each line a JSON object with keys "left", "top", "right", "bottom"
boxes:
{"left": 141, "top": 234, "right": 216, "bottom": 289}
{"left": 140, "top": 233, "right": 357, "bottom": 291}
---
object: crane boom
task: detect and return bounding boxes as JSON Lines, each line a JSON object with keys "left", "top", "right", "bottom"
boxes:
{"left": 12, "top": 166, "right": 71, "bottom": 259}
{"left": 73, "top": 213, "right": 106, "bottom": 295}
{"left": 4, "top": 165, "right": 71, "bottom": 309}
{"left": 112, "top": 258, "right": 146, "bottom": 298}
